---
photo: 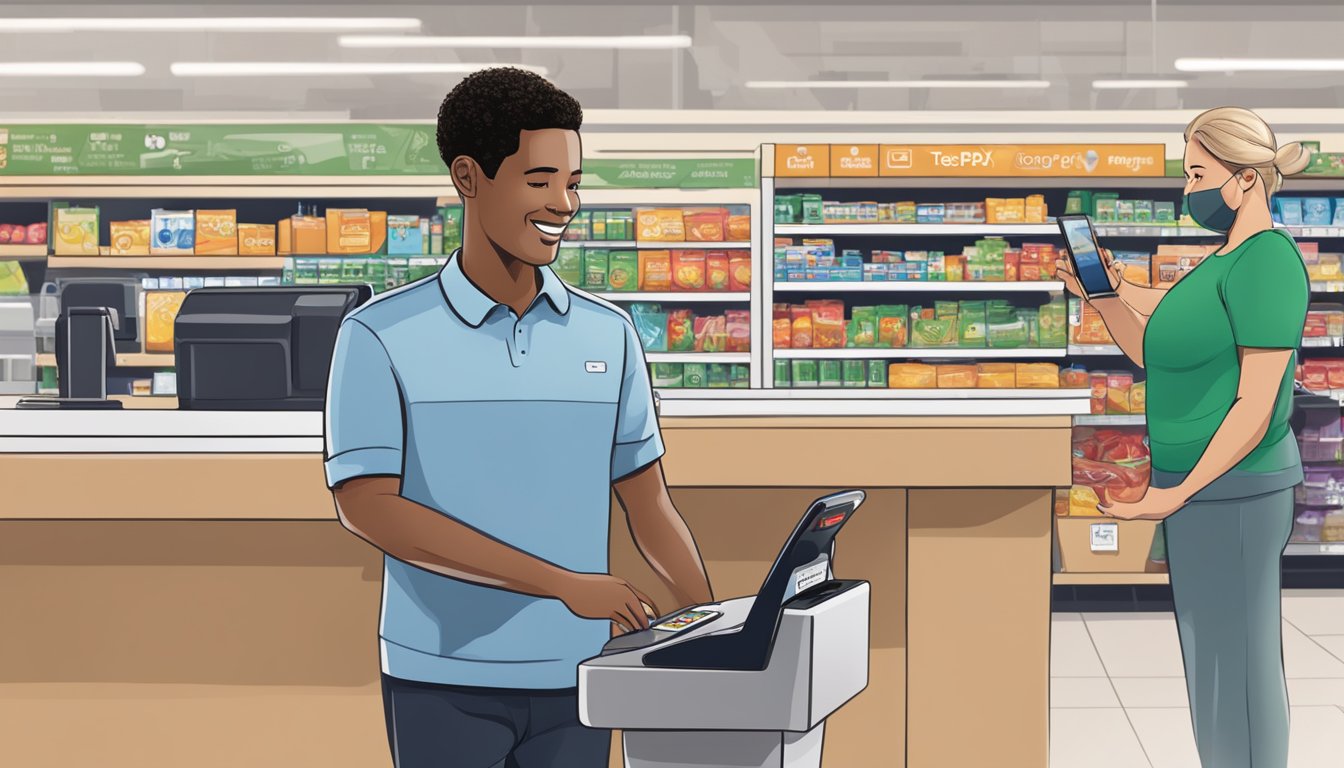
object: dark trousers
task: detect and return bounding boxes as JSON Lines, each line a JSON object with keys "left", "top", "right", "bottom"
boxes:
{"left": 381, "top": 674, "right": 611, "bottom": 768}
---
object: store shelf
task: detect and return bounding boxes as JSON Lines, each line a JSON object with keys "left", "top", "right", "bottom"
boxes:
{"left": 773, "top": 177, "right": 1344, "bottom": 191}
{"left": 0, "top": 244, "right": 47, "bottom": 260}
{"left": 46, "top": 256, "right": 288, "bottom": 271}
{"left": 645, "top": 352, "right": 751, "bottom": 364}
{"left": 1093, "top": 225, "right": 1218, "bottom": 238}
{"left": 774, "top": 281, "right": 1064, "bottom": 293}
{"left": 1286, "top": 543, "right": 1344, "bottom": 556}
{"left": 774, "top": 347, "right": 1067, "bottom": 360}
{"left": 1301, "top": 337, "right": 1343, "bottom": 348}
{"left": 1311, "top": 281, "right": 1344, "bottom": 294}
{"left": 1052, "top": 572, "right": 1169, "bottom": 586}
{"left": 1075, "top": 415, "right": 1146, "bottom": 426}
{"left": 35, "top": 353, "right": 174, "bottom": 368}
{"left": 775, "top": 224, "right": 1058, "bottom": 236}
{"left": 1068, "top": 344, "right": 1126, "bottom": 356}
{"left": 566, "top": 241, "right": 752, "bottom": 250}
{"left": 594, "top": 292, "right": 749, "bottom": 302}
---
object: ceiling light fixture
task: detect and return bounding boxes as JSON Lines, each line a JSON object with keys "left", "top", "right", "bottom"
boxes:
{"left": 170, "top": 62, "right": 548, "bottom": 77}
{"left": 0, "top": 62, "right": 145, "bottom": 76}
{"left": 1175, "top": 58, "right": 1344, "bottom": 72}
{"left": 744, "top": 79, "right": 1050, "bottom": 90}
{"left": 0, "top": 18, "right": 421, "bottom": 32}
{"left": 1092, "top": 79, "right": 1188, "bottom": 89}
{"left": 339, "top": 35, "right": 693, "bottom": 50}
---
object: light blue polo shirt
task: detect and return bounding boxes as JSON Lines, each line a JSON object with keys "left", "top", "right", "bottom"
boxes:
{"left": 323, "top": 251, "right": 664, "bottom": 689}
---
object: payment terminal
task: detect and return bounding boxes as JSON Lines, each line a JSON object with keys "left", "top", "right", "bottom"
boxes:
{"left": 578, "top": 490, "right": 871, "bottom": 768}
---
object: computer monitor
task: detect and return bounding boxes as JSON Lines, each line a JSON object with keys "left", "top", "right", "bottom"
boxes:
{"left": 57, "top": 278, "right": 140, "bottom": 353}
{"left": 174, "top": 285, "right": 373, "bottom": 411}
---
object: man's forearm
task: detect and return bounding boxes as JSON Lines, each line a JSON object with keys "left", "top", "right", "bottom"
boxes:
{"left": 629, "top": 499, "right": 714, "bottom": 609}
{"left": 335, "top": 481, "right": 577, "bottom": 600}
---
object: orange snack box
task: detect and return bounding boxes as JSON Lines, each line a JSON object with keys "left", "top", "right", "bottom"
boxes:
{"left": 671, "top": 251, "right": 706, "bottom": 291}
{"left": 976, "top": 363, "right": 1017, "bottom": 388}
{"left": 1060, "top": 367, "right": 1091, "bottom": 389}
{"left": 727, "top": 215, "right": 752, "bottom": 242}
{"left": 790, "top": 306, "right": 813, "bottom": 349}
{"left": 684, "top": 209, "right": 727, "bottom": 242}
{"left": 1090, "top": 373, "right": 1109, "bottom": 415}
{"left": 1017, "top": 363, "right": 1061, "bottom": 389}
{"left": 238, "top": 224, "right": 276, "bottom": 256}
{"left": 292, "top": 216, "right": 326, "bottom": 255}
{"left": 110, "top": 220, "right": 151, "bottom": 256}
{"left": 195, "top": 209, "right": 239, "bottom": 255}
{"left": 888, "top": 363, "right": 938, "bottom": 389}
{"left": 728, "top": 252, "right": 751, "bottom": 291}
{"left": 937, "top": 364, "right": 978, "bottom": 388}
{"left": 706, "top": 251, "right": 731, "bottom": 291}
{"left": 1106, "top": 373, "right": 1134, "bottom": 414}
{"left": 636, "top": 209, "right": 686, "bottom": 242}
{"left": 325, "top": 209, "right": 372, "bottom": 255}
{"left": 639, "top": 251, "right": 672, "bottom": 291}
{"left": 277, "top": 218, "right": 293, "bottom": 255}
{"left": 145, "top": 291, "right": 187, "bottom": 353}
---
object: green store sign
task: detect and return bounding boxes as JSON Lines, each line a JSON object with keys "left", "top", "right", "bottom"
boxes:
{"left": 0, "top": 123, "right": 758, "bottom": 187}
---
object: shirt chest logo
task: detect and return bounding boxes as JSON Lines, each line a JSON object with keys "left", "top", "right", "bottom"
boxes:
{"left": 585, "top": 361, "right": 607, "bottom": 373}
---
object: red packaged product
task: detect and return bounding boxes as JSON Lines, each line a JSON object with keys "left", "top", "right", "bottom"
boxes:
{"left": 726, "top": 310, "right": 750, "bottom": 353}
{"left": 728, "top": 252, "right": 751, "bottom": 291}
{"left": 0, "top": 224, "right": 14, "bottom": 244}
{"left": 1327, "top": 360, "right": 1344, "bottom": 389}
{"left": 773, "top": 303, "right": 792, "bottom": 349}
{"left": 693, "top": 315, "right": 727, "bottom": 353}
{"left": 790, "top": 306, "right": 813, "bottom": 349}
{"left": 1303, "top": 361, "right": 1330, "bottom": 391}
{"left": 26, "top": 223, "right": 48, "bottom": 245}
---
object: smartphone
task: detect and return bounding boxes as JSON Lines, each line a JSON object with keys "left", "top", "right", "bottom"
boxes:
{"left": 651, "top": 608, "right": 722, "bottom": 633}
{"left": 1057, "top": 215, "right": 1118, "bottom": 300}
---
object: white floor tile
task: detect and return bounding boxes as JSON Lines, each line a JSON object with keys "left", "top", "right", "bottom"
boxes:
{"left": 1289, "top": 706, "right": 1344, "bottom": 768}
{"left": 1051, "top": 677, "right": 1119, "bottom": 708}
{"left": 1283, "top": 621, "right": 1344, "bottom": 679}
{"left": 1282, "top": 594, "right": 1344, "bottom": 636}
{"left": 1111, "top": 678, "right": 1190, "bottom": 709}
{"left": 1287, "top": 677, "right": 1344, "bottom": 707}
{"left": 1050, "top": 708, "right": 1151, "bottom": 768}
{"left": 1309, "top": 635, "right": 1344, "bottom": 665}
{"left": 1083, "top": 613, "right": 1186, "bottom": 678}
{"left": 1052, "top": 613, "right": 1108, "bottom": 678}
{"left": 1126, "top": 708, "right": 1199, "bottom": 768}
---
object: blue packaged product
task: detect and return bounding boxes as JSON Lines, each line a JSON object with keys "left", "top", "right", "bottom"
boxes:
{"left": 1302, "top": 198, "right": 1333, "bottom": 226}
{"left": 837, "top": 267, "right": 863, "bottom": 281}
{"left": 629, "top": 303, "right": 668, "bottom": 352}
{"left": 841, "top": 251, "right": 865, "bottom": 268}
{"left": 1335, "top": 200, "right": 1344, "bottom": 226}
{"left": 916, "top": 204, "right": 945, "bottom": 224}
{"left": 1277, "top": 198, "right": 1304, "bottom": 225}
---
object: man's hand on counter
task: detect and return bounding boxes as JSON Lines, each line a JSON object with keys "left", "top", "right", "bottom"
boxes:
{"left": 559, "top": 572, "right": 656, "bottom": 633}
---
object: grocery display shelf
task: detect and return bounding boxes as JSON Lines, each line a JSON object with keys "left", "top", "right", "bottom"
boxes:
{"left": 0, "top": 244, "right": 48, "bottom": 260}
{"left": 774, "top": 224, "right": 1058, "bottom": 236}
{"left": 593, "top": 292, "right": 749, "bottom": 302}
{"left": 1093, "top": 225, "right": 1218, "bottom": 237}
{"left": 1052, "top": 572, "right": 1170, "bottom": 586}
{"left": 645, "top": 352, "right": 751, "bottom": 364}
{"left": 1286, "top": 543, "right": 1344, "bottom": 556}
{"left": 773, "top": 281, "right": 1065, "bottom": 293}
{"left": 565, "top": 241, "right": 752, "bottom": 250}
{"left": 658, "top": 387, "right": 1086, "bottom": 400}
{"left": 1068, "top": 344, "right": 1126, "bottom": 356}
{"left": 772, "top": 177, "right": 1344, "bottom": 191}
{"left": 1075, "top": 415, "right": 1146, "bottom": 426}
{"left": 1312, "top": 282, "right": 1344, "bottom": 294}
{"left": 35, "top": 353, "right": 173, "bottom": 368}
{"left": 1301, "top": 337, "right": 1343, "bottom": 348}
{"left": 47, "top": 256, "right": 287, "bottom": 271}
{"left": 774, "top": 347, "right": 1068, "bottom": 360}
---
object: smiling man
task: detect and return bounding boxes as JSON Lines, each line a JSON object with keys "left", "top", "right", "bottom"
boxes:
{"left": 323, "top": 68, "right": 714, "bottom": 768}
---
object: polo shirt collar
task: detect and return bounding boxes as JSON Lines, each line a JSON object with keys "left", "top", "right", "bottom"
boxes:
{"left": 439, "top": 249, "right": 571, "bottom": 328}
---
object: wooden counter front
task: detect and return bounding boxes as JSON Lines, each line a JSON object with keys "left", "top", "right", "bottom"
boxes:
{"left": 0, "top": 414, "right": 1065, "bottom": 768}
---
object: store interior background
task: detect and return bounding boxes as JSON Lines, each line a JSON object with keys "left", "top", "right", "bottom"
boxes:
{"left": 4, "top": 2, "right": 1344, "bottom": 768}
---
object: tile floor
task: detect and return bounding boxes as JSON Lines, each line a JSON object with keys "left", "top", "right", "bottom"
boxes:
{"left": 1051, "top": 589, "right": 1344, "bottom": 768}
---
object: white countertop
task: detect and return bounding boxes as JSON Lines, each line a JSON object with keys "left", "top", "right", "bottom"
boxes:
{"left": 0, "top": 390, "right": 1089, "bottom": 453}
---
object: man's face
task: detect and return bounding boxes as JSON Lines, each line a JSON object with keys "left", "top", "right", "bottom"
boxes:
{"left": 473, "top": 128, "right": 582, "bottom": 267}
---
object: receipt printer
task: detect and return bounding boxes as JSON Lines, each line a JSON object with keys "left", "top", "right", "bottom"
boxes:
{"left": 579, "top": 490, "right": 870, "bottom": 768}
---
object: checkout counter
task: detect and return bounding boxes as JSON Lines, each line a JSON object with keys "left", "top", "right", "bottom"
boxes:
{"left": 0, "top": 288, "right": 1085, "bottom": 768}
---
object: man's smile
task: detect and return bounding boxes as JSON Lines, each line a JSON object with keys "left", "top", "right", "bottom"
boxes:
{"left": 530, "top": 219, "right": 568, "bottom": 237}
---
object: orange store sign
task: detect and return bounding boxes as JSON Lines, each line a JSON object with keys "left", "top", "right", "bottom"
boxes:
{"left": 877, "top": 144, "right": 1165, "bottom": 177}
{"left": 830, "top": 145, "right": 879, "bottom": 177}
{"left": 775, "top": 144, "right": 830, "bottom": 177}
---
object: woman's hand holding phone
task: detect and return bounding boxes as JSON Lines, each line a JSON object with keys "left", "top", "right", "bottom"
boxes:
{"left": 1055, "top": 248, "right": 1123, "bottom": 303}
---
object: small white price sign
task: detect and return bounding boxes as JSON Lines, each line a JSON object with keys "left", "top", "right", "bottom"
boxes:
{"left": 1090, "top": 523, "right": 1119, "bottom": 553}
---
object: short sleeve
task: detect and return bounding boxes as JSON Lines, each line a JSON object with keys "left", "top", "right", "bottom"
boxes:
{"left": 324, "top": 318, "right": 405, "bottom": 488}
{"left": 1223, "top": 234, "right": 1309, "bottom": 349}
{"left": 611, "top": 318, "right": 666, "bottom": 482}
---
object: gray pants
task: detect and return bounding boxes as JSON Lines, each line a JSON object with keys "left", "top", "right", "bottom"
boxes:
{"left": 1163, "top": 486, "right": 1295, "bottom": 768}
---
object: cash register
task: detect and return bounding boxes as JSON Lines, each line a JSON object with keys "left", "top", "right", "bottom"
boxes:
{"left": 579, "top": 490, "right": 870, "bottom": 768}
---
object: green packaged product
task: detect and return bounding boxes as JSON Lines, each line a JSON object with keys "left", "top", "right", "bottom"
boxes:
{"left": 935, "top": 300, "right": 960, "bottom": 320}
{"left": 848, "top": 306, "right": 878, "bottom": 347}
{"left": 591, "top": 211, "right": 607, "bottom": 240}
{"left": 802, "top": 195, "right": 826, "bottom": 225}
{"left": 775, "top": 359, "right": 792, "bottom": 388}
{"left": 1094, "top": 198, "right": 1118, "bottom": 223}
{"left": 607, "top": 251, "right": 639, "bottom": 292}
{"left": 843, "top": 360, "right": 867, "bottom": 388}
{"left": 340, "top": 258, "right": 366, "bottom": 282}
{"left": 877, "top": 305, "right": 908, "bottom": 348}
{"left": 553, "top": 247, "right": 584, "bottom": 287}
{"left": 707, "top": 364, "right": 730, "bottom": 388}
{"left": 652, "top": 363, "right": 684, "bottom": 388}
{"left": 630, "top": 303, "right": 668, "bottom": 352}
{"left": 911, "top": 317, "right": 957, "bottom": 348}
{"left": 365, "top": 258, "right": 388, "bottom": 291}
{"left": 441, "top": 206, "right": 464, "bottom": 253}
{"left": 683, "top": 363, "right": 708, "bottom": 389}
{"left": 819, "top": 360, "right": 843, "bottom": 388}
{"left": 868, "top": 359, "right": 888, "bottom": 388}
{"left": 987, "top": 315, "right": 1029, "bottom": 348}
{"left": 792, "top": 359, "right": 819, "bottom": 388}
{"left": 775, "top": 195, "right": 802, "bottom": 224}
{"left": 1065, "top": 191, "right": 1090, "bottom": 216}
{"left": 1018, "top": 308, "right": 1040, "bottom": 346}
{"left": 569, "top": 211, "right": 592, "bottom": 241}
{"left": 972, "top": 237, "right": 1008, "bottom": 264}
{"left": 1154, "top": 201, "right": 1177, "bottom": 223}
{"left": 584, "top": 249, "right": 609, "bottom": 291}
{"left": 1091, "top": 192, "right": 1119, "bottom": 219}
{"left": 1115, "top": 200, "right": 1135, "bottom": 223}
{"left": 318, "top": 257, "right": 342, "bottom": 285}
{"left": 959, "top": 301, "right": 987, "bottom": 347}
{"left": 1038, "top": 296, "right": 1068, "bottom": 347}
{"left": 409, "top": 258, "right": 440, "bottom": 282}
{"left": 1134, "top": 200, "right": 1154, "bottom": 223}
{"left": 282, "top": 259, "right": 295, "bottom": 286}
{"left": 730, "top": 365, "right": 751, "bottom": 388}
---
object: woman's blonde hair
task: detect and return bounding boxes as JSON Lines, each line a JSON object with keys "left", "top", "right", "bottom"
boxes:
{"left": 1184, "top": 107, "right": 1312, "bottom": 196}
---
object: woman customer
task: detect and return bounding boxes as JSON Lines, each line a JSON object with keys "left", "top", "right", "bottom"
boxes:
{"left": 1056, "top": 106, "right": 1311, "bottom": 768}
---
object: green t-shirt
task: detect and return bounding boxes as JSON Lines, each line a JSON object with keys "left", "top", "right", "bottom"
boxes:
{"left": 1143, "top": 229, "right": 1309, "bottom": 474}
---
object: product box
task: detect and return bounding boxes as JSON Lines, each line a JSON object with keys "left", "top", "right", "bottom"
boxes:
{"left": 1114, "top": 252, "right": 1152, "bottom": 286}
{"left": 639, "top": 250, "right": 672, "bottom": 291}
{"left": 1017, "top": 363, "right": 1061, "bottom": 388}
{"left": 1025, "top": 195, "right": 1048, "bottom": 224}
{"left": 1303, "top": 198, "right": 1333, "bottom": 226}
{"left": 1094, "top": 198, "right": 1118, "bottom": 223}
{"left": 325, "top": 209, "right": 372, "bottom": 254}
{"left": 729, "top": 253, "right": 751, "bottom": 291}
{"left": 888, "top": 363, "right": 937, "bottom": 389}
{"left": 291, "top": 216, "right": 327, "bottom": 255}
{"left": 976, "top": 362, "right": 1016, "bottom": 388}
{"left": 584, "top": 249, "right": 610, "bottom": 291}
{"left": 145, "top": 291, "right": 188, "bottom": 353}
{"left": 684, "top": 209, "right": 727, "bottom": 242}
{"left": 195, "top": 209, "right": 238, "bottom": 255}
{"left": 683, "top": 363, "right": 708, "bottom": 389}
{"left": 150, "top": 209, "right": 195, "bottom": 254}
{"left": 238, "top": 224, "right": 277, "bottom": 256}
{"left": 1278, "top": 198, "right": 1304, "bottom": 226}
{"left": 652, "top": 363, "right": 684, "bottom": 389}
{"left": 110, "top": 220, "right": 151, "bottom": 256}
{"left": 53, "top": 207, "right": 101, "bottom": 256}
{"left": 705, "top": 251, "right": 731, "bottom": 291}
{"left": 387, "top": 215, "right": 423, "bottom": 256}
{"left": 1154, "top": 201, "right": 1177, "bottom": 223}
{"left": 792, "top": 360, "right": 819, "bottom": 388}
{"left": 727, "top": 215, "right": 752, "bottom": 242}
{"left": 608, "top": 251, "right": 639, "bottom": 292}
{"left": 802, "top": 196, "right": 825, "bottom": 225}
{"left": 1134, "top": 200, "right": 1154, "bottom": 224}
{"left": 916, "top": 204, "right": 945, "bottom": 224}
{"left": 1056, "top": 518, "right": 1159, "bottom": 573}
{"left": 1115, "top": 200, "right": 1136, "bottom": 223}
{"left": 672, "top": 251, "right": 707, "bottom": 291}
{"left": 637, "top": 209, "right": 686, "bottom": 242}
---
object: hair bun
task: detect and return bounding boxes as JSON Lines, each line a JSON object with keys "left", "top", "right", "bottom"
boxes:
{"left": 1275, "top": 142, "right": 1312, "bottom": 176}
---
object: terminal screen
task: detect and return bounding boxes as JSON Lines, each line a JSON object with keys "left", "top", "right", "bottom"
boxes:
{"left": 653, "top": 609, "right": 719, "bottom": 633}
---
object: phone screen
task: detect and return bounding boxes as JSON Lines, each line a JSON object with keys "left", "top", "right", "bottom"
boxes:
{"left": 652, "top": 609, "right": 719, "bottom": 633}
{"left": 1060, "top": 217, "right": 1116, "bottom": 296}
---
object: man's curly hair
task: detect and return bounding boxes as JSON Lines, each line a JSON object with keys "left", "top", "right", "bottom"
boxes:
{"left": 437, "top": 68, "right": 583, "bottom": 179}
